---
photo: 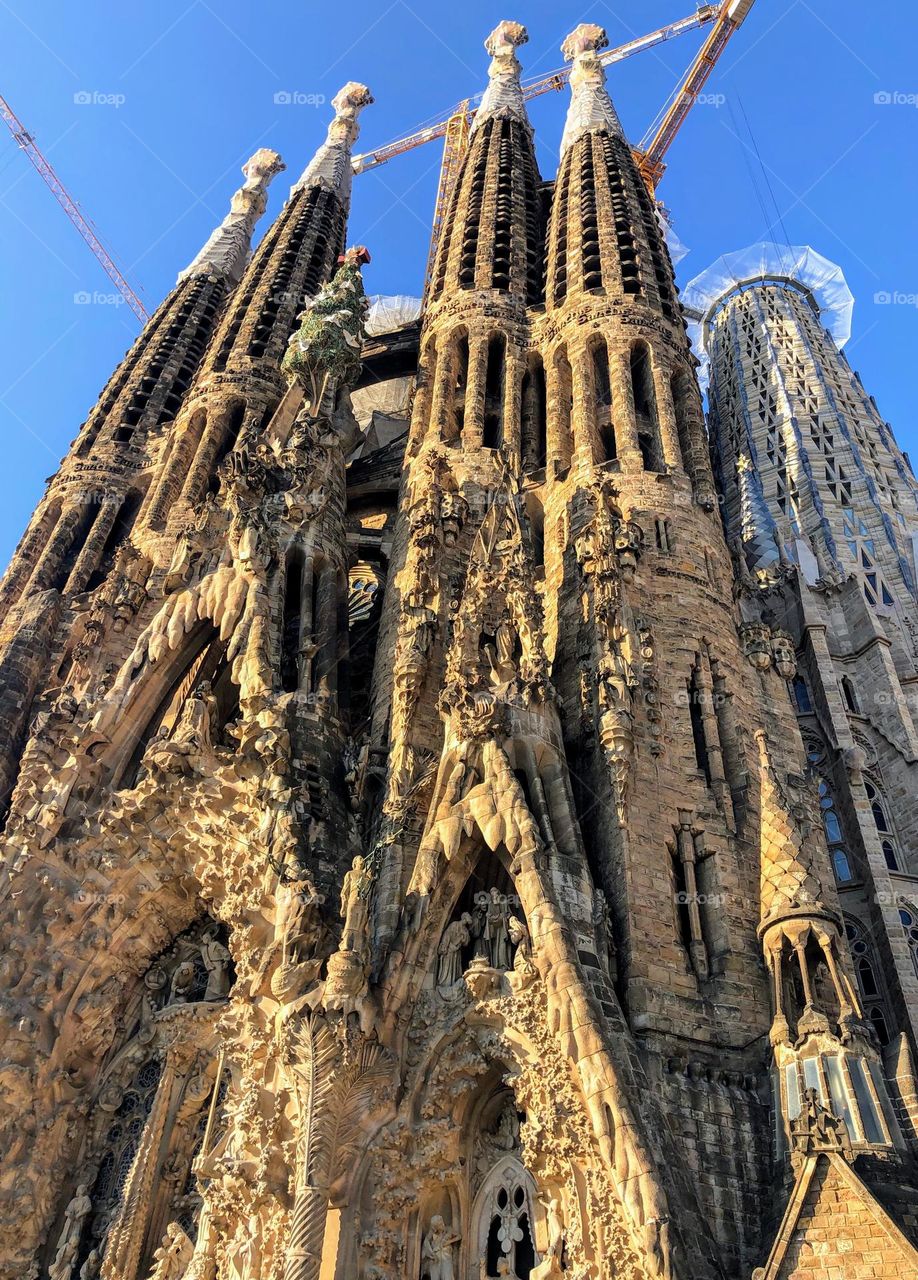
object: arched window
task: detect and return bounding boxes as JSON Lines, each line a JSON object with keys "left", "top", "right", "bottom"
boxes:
{"left": 482, "top": 335, "right": 505, "bottom": 449}
{"left": 206, "top": 401, "right": 246, "bottom": 496}
{"left": 841, "top": 675, "right": 859, "bottom": 715}
{"left": 450, "top": 331, "right": 469, "bottom": 443}
{"left": 520, "top": 356, "right": 546, "bottom": 473}
{"left": 630, "top": 342, "right": 662, "bottom": 471}
{"left": 591, "top": 338, "right": 616, "bottom": 464}
{"left": 472, "top": 1156, "right": 539, "bottom": 1280}
{"left": 88, "top": 1055, "right": 164, "bottom": 1255}
{"left": 845, "top": 918, "right": 889, "bottom": 1044}
{"left": 524, "top": 492, "right": 544, "bottom": 573}
{"left": 865, "top": 780, "right": 900, "bottom": 871}
{"left": 807, "top": 740, "right": 853, "bottom": 883}
{"left": 820, "top": 778, "right": 852, "bottom": 883}
{"left": 792, "top": 675, "right": 813, "bottom": 714}
{"left": 900, "top": 905, "right": 918, "bottom": 980}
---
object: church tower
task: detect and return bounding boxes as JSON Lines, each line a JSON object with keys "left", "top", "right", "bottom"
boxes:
{"left": 689, "top": 244, "right": 918, "bottom": 1150}
{"left": 1, "top": 19, "right": 918, "bottom": 1280}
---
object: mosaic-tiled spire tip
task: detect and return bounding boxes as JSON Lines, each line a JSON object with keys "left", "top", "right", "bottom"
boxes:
{"left": 560, "top": 22, "right": 625, "bottom": 153}
{"left": 291, "top": 81, "right": 374, "bottom": 200}
{"left": 179, "top": 148, "right": 285, "bottom": 285}
{"left": 472, "top": 20, "right": 529, "bottom": 131}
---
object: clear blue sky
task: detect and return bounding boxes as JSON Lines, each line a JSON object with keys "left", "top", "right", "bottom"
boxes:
{"left": 1, "top": 1, "right": 916, "bottom": 571}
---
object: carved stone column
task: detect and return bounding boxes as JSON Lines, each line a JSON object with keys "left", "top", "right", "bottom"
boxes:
{"left": 65, "top": 496, "right": 122, "bottom": 593}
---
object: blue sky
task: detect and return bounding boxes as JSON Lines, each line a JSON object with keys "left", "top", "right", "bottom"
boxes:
{"left": 1, "top": 0, "right": 916, "bottom": 570}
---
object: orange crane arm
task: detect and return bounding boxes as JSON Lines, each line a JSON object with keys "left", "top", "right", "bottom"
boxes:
{"left": 351, "top": 5, "right": 721, "bottom": 175}
{"left": 0, "top": 91, "right": 150, "bottom": 322}
{"left": 635, "top": 0, "right": 756, "bottom": 191}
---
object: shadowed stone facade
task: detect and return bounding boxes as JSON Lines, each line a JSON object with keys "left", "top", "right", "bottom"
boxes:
{"left": 0, "top": 20, "right": 916, "bottom": 1280}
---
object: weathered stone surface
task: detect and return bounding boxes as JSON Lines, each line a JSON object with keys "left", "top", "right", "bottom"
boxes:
{"left": 0, "top": 20, "right": 916, "bottom": 1280}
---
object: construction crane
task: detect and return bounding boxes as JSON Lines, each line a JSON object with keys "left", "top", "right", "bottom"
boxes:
{"left": 635, "top": 0, "right": 757, "bottom": 191}
{"left": 0, "top": 91, "right": 150, "bottom": 322}
{"left": 351, "top": 1, "right": 754, "bottom": 296}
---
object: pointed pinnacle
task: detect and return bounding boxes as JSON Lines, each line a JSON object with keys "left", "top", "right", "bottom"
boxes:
{"left": 559, "top": 22, "right": 625, "bottom": 154}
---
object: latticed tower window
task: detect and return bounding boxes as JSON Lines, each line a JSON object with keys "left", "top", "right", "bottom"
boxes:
{"left": 845, "top": 919, "right": 890, "bottom": 1044}
{"left": 899, "top": 906, "right": 918, "bottom": 980}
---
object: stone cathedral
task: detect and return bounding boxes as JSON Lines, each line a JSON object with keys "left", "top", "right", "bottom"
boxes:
{"left": 3, "top": 18, "right": 918, "bottom": 1280}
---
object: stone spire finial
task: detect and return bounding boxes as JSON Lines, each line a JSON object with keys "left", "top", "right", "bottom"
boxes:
{"left": 471, "top": 20, "right": 529, "bottom": 134}
{"left": 178, "top": 148, "right": 285, "bottom": 286}
{"left": 291, "top": 81, "right": 373, "bottom": 204}
{"left": 559, "top": 23, "right": 625, "bottom": 154}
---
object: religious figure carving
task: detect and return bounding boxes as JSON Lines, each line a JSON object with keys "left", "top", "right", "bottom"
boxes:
{"left": 531, "top": 1198, "right": 565, "bottom": 1280}
{"left": 484, "top": 888, "right": 512, "bottom": 970}
{"left": 421, "top": 1214, "right": 459, "bottom": 1280}
{"left": 149, "top": 1221, "right": 195, "bottom": 1280}
{"left": 200, "top": 924, "right": 232, "bottom": 1001}
{"left": 276, "top": 865, "right": 325, "bottom": 966}
{"left": 49, "top": 1184, "right": 91, "bottom": 1280}
{"left": 169, "top": 960, "right": 196, "bottom": 1005}
{"left": 436, "top": 913, "right": 472, "bottom": 989}
{"left": 340, "top": 854, "right": 372, "bottom": 956}
{"left": 508, "top": 915, "right": 536, "bottom": 987}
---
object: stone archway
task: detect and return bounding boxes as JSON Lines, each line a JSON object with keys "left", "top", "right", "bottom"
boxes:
{"left": 471, "top": 1154, "right": 540, "bottom": 1280}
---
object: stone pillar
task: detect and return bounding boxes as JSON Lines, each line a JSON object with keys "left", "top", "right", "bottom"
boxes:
{"left": 29, "top": 504, "right": 86, "bottom": 592}
{"left": 65, "top": 496, "right": 122, "bottom": 594}
{"left": 609, "top": 353, "right": 640, "bottom": 468}
{"left": 652, "top": 358, "right": 681, "bottom": 471}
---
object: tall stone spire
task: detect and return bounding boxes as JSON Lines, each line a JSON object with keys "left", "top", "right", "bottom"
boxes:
{"left": 178, "top": 148, "right": 285, "bottom": 286}
{"left": 428, "top": 20, "right": 542, "bottom": 305}
{"left": 470, "top": 20, "right": 529, "bottom": 132}
{"left": 291, "top": 81, "right": 373, "bottom": 205}
{"left": 560, "top": 23, "right": 625, "bottom": 153}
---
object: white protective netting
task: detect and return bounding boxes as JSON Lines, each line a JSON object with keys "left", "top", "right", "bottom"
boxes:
{"left": 682, "top": 243, "right": 854, "bottom": 389}
{"left": 364, "top": 294, "right": 423, "bottom": 337}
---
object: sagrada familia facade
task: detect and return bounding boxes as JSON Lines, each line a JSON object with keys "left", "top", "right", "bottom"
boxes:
{"left": 2, "top": 18, "right": 918, "bottom": 1280}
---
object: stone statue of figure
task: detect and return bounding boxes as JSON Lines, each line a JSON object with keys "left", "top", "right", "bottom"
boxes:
{"left": 49, "top": 1183, "right": 92, "bottom": 1280}
{"left": 78, "top": 1249, "right": 101, "bottom": 1280}
{"left": 485, "top": 887, "right": 511, "bottom": 970}
{"left": 471, "top": 892, "right": 490, "bottom": 960}
{"left": 171, "top": 680, "right": 218, "bottom": 752}
{"left": 421, "top": 1214, "right": 460, "bottom": 1280}
{"left": 275, "top": 865, "right": 325, "bottom": 965}
{"left": 486, "top": 617, "right": 519, "bottom": 687}
{"left": 531, "top": 1198, "right": 565, "bottom": 1280}
{"left": 508, "top": 915, "right": 536, "bottom": 984}
{"left": 200, "top": 924, "right": 232, "bottom": 1001}
{"left": 436, "top": 913, "right": 472, "bottom": 988}
{"left": 149, "top": 1221, "right": 194, "bottom": 1280}
{"left": 169, "top": 960, "right": 196, "bottom": 1005}
{"left": 340, "top": 854, "right": 373, "bottom": 955}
